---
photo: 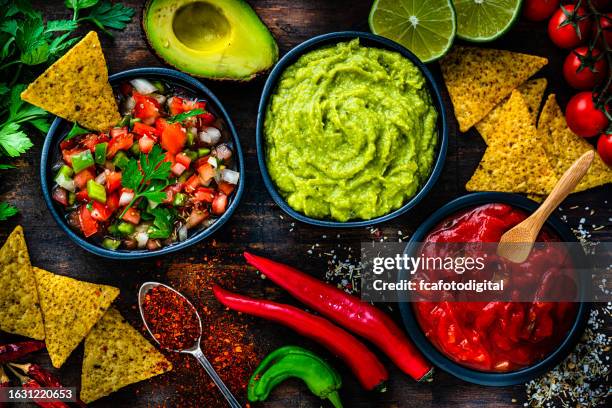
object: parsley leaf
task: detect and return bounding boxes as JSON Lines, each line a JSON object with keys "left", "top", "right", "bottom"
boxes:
{"left": 0, "top": 163, "right": 15, "bottom": 169}
{"left": 7, "top": 85, "right": 49, "bottom": 125}
{"left": 147, "top": 207, "right": 175, "bottom": 239}
{"left": 0, "top": 122, "right": 32, "bottom": 157}
{"left": 64, "top": 122, "right": 90, "bottom": 140}
{"left": 80, "top": 1, "right": 134, "bottom": 35}
{"left": 45, "top": 19, "right": 78, "bottom": 33}
{"left": 0, "top": 202, "right": 18, "bottom": 220}
{"left": 167, "top": 108, "right": 204, "bottom": 124}
{"left": 64, "top": 0, "right": 99, "bottom": 12}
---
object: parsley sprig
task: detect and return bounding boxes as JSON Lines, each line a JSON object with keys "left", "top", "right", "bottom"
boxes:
{"left": 167, "top": 108, "right": 205, "bottom": 124}
{"left": 120, "top": 145, "right": 172, "bottom": 218}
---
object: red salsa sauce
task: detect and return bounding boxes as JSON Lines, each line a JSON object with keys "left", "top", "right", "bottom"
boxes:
{"left": 413, "top": 203, "right": 577, "bottom": 372}
{"left": 142, "top": 285, "right": 200, "bottom": 350}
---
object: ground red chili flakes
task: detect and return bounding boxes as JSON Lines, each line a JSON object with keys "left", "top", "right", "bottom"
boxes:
{"left": 142, "top": 286, "right": 201, "bottom": 350}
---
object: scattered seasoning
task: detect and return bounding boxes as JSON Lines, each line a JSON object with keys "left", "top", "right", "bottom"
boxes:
{"left": 142, "top": 286, "right": 200, "bottom": 350}
{"left": 0, "top": 340, "right": 45, "bottom": 364}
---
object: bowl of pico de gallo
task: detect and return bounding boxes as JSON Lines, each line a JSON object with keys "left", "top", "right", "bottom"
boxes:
{"left": 40, "top": 68, "right": 245, "bottom": 259}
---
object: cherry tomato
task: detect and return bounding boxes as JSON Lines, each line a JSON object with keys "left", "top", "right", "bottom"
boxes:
{"left": 563, "top": 47, "right": 608, "bottom": 89}
{"left": 597, "top": 133, "right": 612, "bottom": 167}
{"left": 523, "top": 0, "right": 559, "bottom": 21}
{"left": 592, "top": 13, "right": 612, "bottom": 47}
{"left": 565, "top": 92, "right": 609, "bottom": 137}
{"left": 547, "top": 5, "right": 591, "bottom": 48}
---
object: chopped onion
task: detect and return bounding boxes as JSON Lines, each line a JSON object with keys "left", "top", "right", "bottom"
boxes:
{"left": 94, "top": 170, "right": 109, "bottom": 185}
{"left": 199, "top": 126, "right": 221, "bottom": 144}
{"left": 135, "top": 232, "right": 149, "bottom": 248}
{"left": 207, "top": 156, "right": 218, "bottom": 168}
{"left": 130, "top": 78, "right": 157, "bottom": 95}
{"left": 221, "top": 169, "right": 240, "bottom": 184}
{"left": 153, "top": 94, "right": 167, "bottom": 105}
{"left": 122, "top": 96, "right": 135, "bottom": 115}
{"left": 178, "top": 225, "right": 188, "bottom": 242}
{"left": 213, "top": 144, "right": 232, "bottom": 161}
{"left": 55, "top": 173, "right": 75, "bottom": 192}
{"left": 119, "top": 190, "right": 135, "bottom": 206}
{"left": 147, "top": 199, "right": 160, "bottom": 209}
{"left": 171, "top": 162, "right": 187, "bottom": 176}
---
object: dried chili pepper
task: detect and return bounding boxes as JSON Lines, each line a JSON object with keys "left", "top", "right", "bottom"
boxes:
{"left": 5, "top": 365, "right": 69, "bottom": 408}
{"left": 8, "top": 363, "right": 86, "bottom": 408}
{"left": 0, "top": 341, "right": 45, "bottom": 364}
{"left": 248, "top": 346, "right": 343, "bottom": 408}
{"left": 0, "top": 365, "right": 10, "bottom": 408}
{"left": 244, "top": 252, "right": 433, "bottom": 381}
{"left": 213, "top": 284, "right": 388, "bottom": 391}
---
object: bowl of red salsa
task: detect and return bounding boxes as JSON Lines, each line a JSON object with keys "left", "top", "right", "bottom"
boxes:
{"left": 399, "top": 192, "right": 590, "bottom": 385}
{"left": 40, "top": 68, "right": 245, "bottom": 259}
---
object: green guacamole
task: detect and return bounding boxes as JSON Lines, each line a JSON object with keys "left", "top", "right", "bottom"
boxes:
{"left": 264, "top": 39, "right": 437, "bottom": 222}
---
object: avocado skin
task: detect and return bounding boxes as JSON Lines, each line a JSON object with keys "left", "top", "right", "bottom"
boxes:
{"left": 143, "top": 0, "right": 279, "bottom": 81}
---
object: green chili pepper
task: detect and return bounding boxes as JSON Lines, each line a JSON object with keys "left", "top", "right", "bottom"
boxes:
{"left": 248, "top": 346, "right": 342, "bottom": 408}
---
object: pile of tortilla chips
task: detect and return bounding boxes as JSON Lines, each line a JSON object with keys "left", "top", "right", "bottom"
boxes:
{"left": 441, "top": 46, "right": 612, "bottom": 195}
{"left": 0, "top": 226, "right": 171, "bottom": 403}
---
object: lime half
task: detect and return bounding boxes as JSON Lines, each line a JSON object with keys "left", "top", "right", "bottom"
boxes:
{"left": 369, "top": 0, "right": 456, "bottom": 63}
{"left": 453, "top": 0, "right": 522, "bottom": 42}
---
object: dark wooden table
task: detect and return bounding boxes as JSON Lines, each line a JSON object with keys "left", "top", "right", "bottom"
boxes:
{"left": 1, "top": 1, "right": 610, "bottom": 407}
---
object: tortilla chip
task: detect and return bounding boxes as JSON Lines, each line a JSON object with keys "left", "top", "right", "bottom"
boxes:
{"left": 441, "top": 46, "right": 548, "bottom": 132}
{"left": 0, "top": 226, "right": 44, "bottom": 339}
{"left": 81, "top": 308, "right": 172, "bottom": 403}
{"left": 466, "top": 90, "right": 558, "bottom": 194}
{"left": 537, "top": 94, "right": 612, "bottom": 192}
{"left": 20, "top": 31, "right": 120, "bottom": 131}
{"left": 33, "top": 267, "right": 119, "bottom": 368}
{"left": 476, "top": 78, "right": 547, "bottom": 144}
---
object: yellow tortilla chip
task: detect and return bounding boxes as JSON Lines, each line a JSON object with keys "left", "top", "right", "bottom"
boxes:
{"left": 476, "top": 78, "right": 547, "bottom": 144}
{"left": 33, "top": 267, "right": 119, "bottom": 368}
{"left": 466, "top": 90, "right": 557, "bottom": 194}
{"left": 0, "top": 226, "right": 44, "bottom": 339}
{"left": 21, "top": 31, "right": 120, "bottom": 131}
{"left": 441, "top": 46, "right": 548, "bottom": 132}
{"left": 81, "top": 308, "right": 172, "bottom": 403}
{"left": 537, "top": 94, "right": 612, "bottom": 192}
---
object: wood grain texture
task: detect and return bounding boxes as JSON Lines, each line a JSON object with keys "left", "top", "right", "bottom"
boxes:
{"left": 1, "top": 1, "right": 610, "bottom": 407}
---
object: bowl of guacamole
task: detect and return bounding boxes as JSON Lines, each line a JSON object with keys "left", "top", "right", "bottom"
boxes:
{"left": 257, "top": 32, "right": 448, "bottom": 227}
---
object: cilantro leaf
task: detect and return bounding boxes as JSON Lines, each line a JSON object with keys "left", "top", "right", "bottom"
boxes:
{"left": 147, "top": 207, "right": 175, "bottom": 239}
{"left": 0, "top": 202, "right": 18, "bottom": 220}
{"left": 64, "top": 122, "right": 90, "bottom": 141}
{"left": 0, "top": 122, "right": 32, "bottom": 157}
{"left": 80, "top": 1, "right": 134, "bottom": 35}
{"left": 167, "top": 108, "right": 204, "bottom": 124}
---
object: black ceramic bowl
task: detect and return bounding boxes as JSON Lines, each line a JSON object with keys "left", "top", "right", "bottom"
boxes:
{"left": 399, "top": 192, "right": 590, "bottom": 385}
{"left": 40, "top": 68, "right": 245, "bottom": 259}
{"left": 256, "top": 31, "right": 448, "bottom": 228}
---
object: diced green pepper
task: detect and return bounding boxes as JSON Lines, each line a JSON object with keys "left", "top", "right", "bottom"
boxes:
{"left": 130, "top": 142, "right": 140, "bottom": 156}
{"left": 118, "top": 115, "right": 132, "bottom": 127}
{"left": 102, "top": 238, "right": 121, "bottom": 250}
{"left": 198, "top": 148, "right": 210, "bottom": 157}
{"left": 56, "top": 165, "right": 74, "bottom": 179}
{"left": 94, "top": 142, "right": 108, "bottom": 165}
{"left": 184, "top": 149, "right": 198, "bottom": 161}
{"left": 152, "top": 80, "right": 166, "bottom": 93}
{"left": 71, "top": 150, "right": 95, "bottom": 173}
{"left": 178, "top": 169, "right": 194, "bottom": 183}
{"left": 118, "top": 221, "right": 135, "bottom": 235}
{"left": 187, "top": 129, "right": 196, "bottom": 146}
{"left": 68, "top": 192, "right": 76, "bottom": 206}
{"left": 113, "top": 151, "right": 129, "bottom": 169}
{"left": 173, "top": 192, "right": 186, "bottom": 206}
{"left": 108, "top": 223, "right": 119, "bottom": 236}
{"left": 86, "top": 179, "right": 106, "bottom": 204}
{"left": 129, "top": 117, "right": 141, "bottom": 127}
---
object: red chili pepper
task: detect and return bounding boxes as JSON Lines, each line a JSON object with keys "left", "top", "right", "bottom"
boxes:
{"left": 212, "top": 284, "right": 388, "bottom": 391}
{"left": 1, "top": 366, "right": 9, "bottom": 408}
{"left": 0, "top": 341, "right": 45, "bottom": 364}
{"left": 6, "top": 365, "right": 69, "bottom": 408}
{"left": 9, "top": 363, "right": 86, "bottom": 408}
{"left": 243, "top": 252, "right": 433, "bottom": 381}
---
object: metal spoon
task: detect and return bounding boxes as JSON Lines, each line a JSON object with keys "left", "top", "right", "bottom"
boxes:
{"left": 138, "top": 282, "right": 241, "bottom": 408}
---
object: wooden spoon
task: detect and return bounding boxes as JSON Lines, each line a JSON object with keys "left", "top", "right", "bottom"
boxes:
{"left": 497, "top": 150, "right": 594, "bottom": 263}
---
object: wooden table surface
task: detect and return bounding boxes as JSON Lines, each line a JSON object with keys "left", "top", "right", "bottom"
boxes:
{"left": 1, "top": 1, "right": 610, "bottom": 407}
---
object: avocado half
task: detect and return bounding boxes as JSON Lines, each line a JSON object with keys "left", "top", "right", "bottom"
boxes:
{"left": 143, "top": 0, "right": 279, "bottom": 81}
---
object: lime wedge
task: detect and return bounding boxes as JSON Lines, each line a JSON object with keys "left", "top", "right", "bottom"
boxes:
{"left": 453, "top": 0, "right": 522, "bottom": 42}
{"left": 369, "top": 0, "right": 456, "bottom": 63}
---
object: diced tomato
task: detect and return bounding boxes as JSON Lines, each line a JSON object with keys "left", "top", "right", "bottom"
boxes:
{"left": 162, "top": 183, "right": 183, "bottom": 204}
{"left": 155, "top": 118, "right": 170, "bottom": 134}
{"left": 132, "top": 122, "right": 160, "bottom": 139}
{"left": 110, "top": 127, "right": 129, "bottom": 139}
{"left": 171, "top": 162, "right": 187, "bottom": 176}
{"left": 76, "top": 189, "right": 89, "bottom": 203}
{"left": 90, "top": 201, "right": 114, "bottom": 222}
{"left": 106, "top": 192, "right": 119, "bottom": 212}
{"left": 60, "top": 138, "right": 77, "bottom": 151}
{"left": 120, "top": 82, "right": 133, "bottom": 96}
{"left": 62, "top": 147, "right": 87, "bottom": 166}
{"left": 194, "top": 157, "right": 209, "bottom": 169}
{"left": 197, "top": 163, "right": 215, "bottom": 185}
{"left": 217, "top": 181, "right": 235, "bottom": 196}
{"left": 161, "top": 122, "right": 187, "bottom": 154}
{"left": 107, "top": 132, "right": 134, "bottom": 159}
{"left": 186, "top": 209, "right": 209, "bottom": 229}
{"left": 168, "top": 96, "right": 186, "bottom": 115}
{"left": 52, "top": 187, "right": 68, "bottom": 206}
{"left": 162, "top": 152, "right": 175, "bottom": 165}
{"left": 212, "top": 193, "right": 228, "bottom": 215}
{"left": 183, "top": 99, "right": 205, "bottom": 111}
{"left": 193, "top": 187, "right": 215, "bottom": 203}
{"left": 133, "top": 92, "right": 160, "bottom": 122}
{"left": 79, "top": 205, "right": 98, "bottom": 237}
{"left": 121, "top": 207, "right": 141, "bottom": 224}
{"left": 105, "top": 171, "right": 122, "bottom": 192}
{"left": 81, "top": 133, "right": 110, "bottom": 152}
{"left": 139, "top": 135, "right": 155, "bottom": 154}
{"left": 183, "top": 174, "right": 201, "bottom": 193}
{"left": 200, "top": 112, "right": 215, "bottom": 126}
{"left": 175, "top": 152, "right": 192, "bottom": 168}
{"left": 74, "top": 168, "right": 95, "bottom": 190}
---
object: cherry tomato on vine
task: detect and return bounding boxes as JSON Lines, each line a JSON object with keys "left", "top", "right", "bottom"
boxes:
{"left": 565, "top": 92, "right": 609, "bottom": 137}
{"left": 547, "top": 5, "right": 591, "bottom": 48}
{"left": 523, "top": 0, "right": 560, "bottom": 22}
{"left": 563, "top": 47, "right": 608, "bottom": 90}
{"left": 592, "top": 13, "right": 612, "bottom": 47}
{"left": 597, "top": 133, "right": 612, "bottom": 167}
